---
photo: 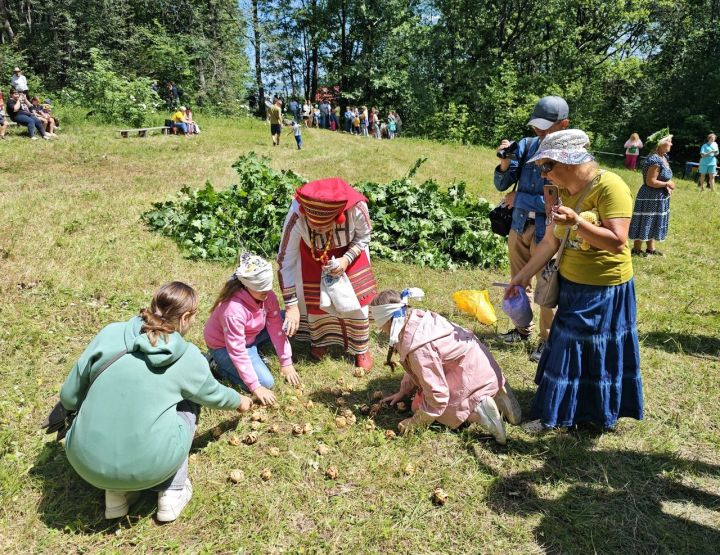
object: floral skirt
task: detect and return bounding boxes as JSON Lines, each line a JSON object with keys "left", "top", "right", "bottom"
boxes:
{"left": 532, "top": 277, "right": 643, "bottom": 428}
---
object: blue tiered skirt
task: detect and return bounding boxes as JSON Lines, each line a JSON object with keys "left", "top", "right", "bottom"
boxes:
{"left": 532, "top": 276, "right": 643, "bottom": 428}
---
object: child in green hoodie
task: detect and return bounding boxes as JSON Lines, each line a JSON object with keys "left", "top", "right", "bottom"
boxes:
{"left": 60, "top": 282, "right": 252, "bottom": 522}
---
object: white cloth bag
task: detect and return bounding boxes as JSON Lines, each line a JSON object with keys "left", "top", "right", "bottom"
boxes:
{"left": 319, "top": 258, "right": 361, "bottom": 316}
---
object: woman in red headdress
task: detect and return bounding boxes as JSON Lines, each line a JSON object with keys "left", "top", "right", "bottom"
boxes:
{"left": 277, "top": 178, "right": 377, "bottom": 370}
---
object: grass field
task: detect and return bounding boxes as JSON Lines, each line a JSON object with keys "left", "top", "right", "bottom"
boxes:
{"left": 1, "top": 113, "right": 719, "bottom": 554}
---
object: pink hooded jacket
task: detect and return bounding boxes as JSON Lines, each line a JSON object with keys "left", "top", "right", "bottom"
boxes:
{"left": 395, "top": 310, "right": 505, "bottom": 428}
{"left": 204, "top": 288, "right": 292, "bottom": 392}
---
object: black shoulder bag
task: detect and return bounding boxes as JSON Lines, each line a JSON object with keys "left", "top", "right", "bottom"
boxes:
{"left": 488, "top": 188, "right": 516, "bottom": 237}
{"left": 41, "top": 349, "right": 127, "bottom": 441}
{"left": 489, "top": 138, "right": 536, "bottom": 237}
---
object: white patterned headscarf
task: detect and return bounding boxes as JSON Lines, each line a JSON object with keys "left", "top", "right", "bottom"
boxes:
{"left": 370, "top": 288, "right": 425, "bottom": 346}
{"left": 233, "top": 252, "right": 274, "bottom": 292}
{"left": 527, "top": 129, "right": 595, "bottom": 165}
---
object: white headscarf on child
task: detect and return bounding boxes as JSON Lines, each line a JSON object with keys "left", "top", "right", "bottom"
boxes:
{"left": 232, "top": 252, "right": 274, "bottom": 292}
{"left": 370, "top": 288, "right": 425, "bottom": 346}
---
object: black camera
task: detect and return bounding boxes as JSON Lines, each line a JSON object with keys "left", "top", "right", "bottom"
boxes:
{"left": 496, "top": 141, "right": 518, "bottom": 160}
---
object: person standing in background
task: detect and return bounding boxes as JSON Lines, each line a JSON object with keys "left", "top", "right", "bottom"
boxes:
{"left": 11, "top": 67, "right": 28, "bottom": 96}
{"left": 629, "top": 129, "right": 676, "bottom": 256}
{"left": 269, "top": 98, "right": 283, "bottom": 146}
{"left": 698, "top": 133, "right": 718, "bottom": 192}
{"left": 624, "top": 133, "right": 643, "bottom": 170}
{"left": 493, "top": 96, "right": 570, "bottom": 362}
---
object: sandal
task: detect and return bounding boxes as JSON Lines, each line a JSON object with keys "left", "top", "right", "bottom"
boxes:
{"left": 631, "top": 248, "right": 647, "bottom": 257}
{"left": 645, "top": 249, "right": 664, "bottom": 256}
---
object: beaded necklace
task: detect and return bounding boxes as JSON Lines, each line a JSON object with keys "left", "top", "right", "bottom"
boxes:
{"left": 310, "top": 230, "right": 333, "bottom": 264}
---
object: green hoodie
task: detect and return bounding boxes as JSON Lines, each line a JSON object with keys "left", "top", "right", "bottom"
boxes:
{"left": 60, "top": 316, "right": 241, "bottom": 491}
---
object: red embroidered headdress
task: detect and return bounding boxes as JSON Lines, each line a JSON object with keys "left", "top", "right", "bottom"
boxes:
{"left": 295, "top": 177, "right": 367, "bottom": 228}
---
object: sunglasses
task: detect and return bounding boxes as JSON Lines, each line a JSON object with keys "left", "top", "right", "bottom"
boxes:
{"left": 538, "top": 160, "right": 559, "bottom": 173}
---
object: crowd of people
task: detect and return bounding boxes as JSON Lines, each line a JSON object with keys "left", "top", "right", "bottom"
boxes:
{"left": 56, "top": 109, "right": 659, "bottom": 522}
{"left": 623, "top": 129, "right": 717, "bottom": 197}
{"left": 36, "top": 82, "right": 715, "bottom": 525}
{"left": 267, "top": 95, "right": 402, "bottom": 148}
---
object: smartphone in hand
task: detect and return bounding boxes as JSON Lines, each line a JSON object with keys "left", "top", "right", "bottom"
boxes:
{"left": 543, "top": 185, "right": 561, "bottom": 218}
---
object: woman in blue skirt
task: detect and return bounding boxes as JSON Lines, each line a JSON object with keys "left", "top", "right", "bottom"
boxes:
{"left": 504, "top": 129, "right": 643, "bottom": 431}
{"left": 629, "top": 129, "right": 676, "bottom": 256}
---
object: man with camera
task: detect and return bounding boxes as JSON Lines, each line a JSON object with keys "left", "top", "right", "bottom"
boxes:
{"left": 493, "top": 96, "right": 570, "bottom": 362}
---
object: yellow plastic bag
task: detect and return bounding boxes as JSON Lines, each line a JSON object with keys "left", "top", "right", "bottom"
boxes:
{"left": 452, "top": 289, "right": 497, "bottom": 325}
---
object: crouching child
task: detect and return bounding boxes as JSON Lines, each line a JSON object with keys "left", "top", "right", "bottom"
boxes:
{"left": 371, "top": 289, "right": 521, "bottom": 444}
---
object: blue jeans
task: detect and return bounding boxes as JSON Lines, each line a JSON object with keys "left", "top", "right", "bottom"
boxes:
{"left": 13, "top": 113, "right": 45, "bottom": 138}
{"left": 295, "top": 135, "right": 302, "bottom": 149}
{"left": 209, "top": 327, "right": 274, "bottom": 391}
{"left": 175, "top": 122, "right": 188, "bottom": 134}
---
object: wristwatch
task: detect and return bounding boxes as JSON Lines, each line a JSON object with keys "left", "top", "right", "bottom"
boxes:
{"left": 571, "top": 219, "right": 581, "bottom": 231}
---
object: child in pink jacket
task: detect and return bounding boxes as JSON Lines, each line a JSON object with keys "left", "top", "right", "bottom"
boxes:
{"left": 370, "top": 289, "right": 521, "bottom": 444}
{"left": 205, "top": 253, "right": 300, "bottom": 406}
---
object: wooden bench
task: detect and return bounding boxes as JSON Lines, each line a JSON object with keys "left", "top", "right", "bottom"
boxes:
{"left": 117, "top": 126, "right": 171, "bottom": 138}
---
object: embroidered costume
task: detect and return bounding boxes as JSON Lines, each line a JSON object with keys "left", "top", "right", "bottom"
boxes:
{"left": 277, "top": 178, "right": 377, "bottom": 355}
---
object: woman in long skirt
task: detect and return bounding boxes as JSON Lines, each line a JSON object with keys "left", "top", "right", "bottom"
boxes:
{"left": 277, "top": 178, "right": 377, "bottom": 370}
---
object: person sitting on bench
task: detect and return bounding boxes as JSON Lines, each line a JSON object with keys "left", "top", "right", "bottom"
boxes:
{"left": 7, "top": 89, "right": 49, "bottom": 140}
{"left": 172, "top": 106, "right": 192, "bottom": 136}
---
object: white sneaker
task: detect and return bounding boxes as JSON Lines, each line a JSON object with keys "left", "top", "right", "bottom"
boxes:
{"left": 105, "top": 490, "right": 140, "bottom": 519}
{"left": 474, "top": 396, "right": 507, "bottom": 444}
{"left": 30, "top": 136, "right": 38, "bottom": 140}
{"left": 156, "top": 479, "right": 193, "bottom": 522}
{"left": 494, "top": 382, "right": 522, "bottom": 425}
{"left": 41, "top": 135, "right": 51, "bottom": 140}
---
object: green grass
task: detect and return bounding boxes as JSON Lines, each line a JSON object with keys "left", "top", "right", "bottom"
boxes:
{"left": 1, "top": 114, "right": 719, "bottom": 553}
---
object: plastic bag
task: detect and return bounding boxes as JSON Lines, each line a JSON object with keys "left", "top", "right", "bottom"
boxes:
{"left": 502, "top": 287, "right": 533, "bottom": 328}
{"left": 452, "top": 289, "right": 497, "bottom": 325}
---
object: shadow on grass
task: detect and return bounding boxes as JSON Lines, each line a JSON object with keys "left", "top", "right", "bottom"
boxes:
{"left": 30, "top": 442, "right": 156, "bottom": 533}
{"left": 642, "top": 331, "right": 720, "bottom": 359}
{"left": 471, "top": 432, "right": 720, "bottom": 553}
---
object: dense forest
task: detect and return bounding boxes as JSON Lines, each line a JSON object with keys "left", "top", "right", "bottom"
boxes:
{"left": 1, "top": 0, "right": 718, "bottom": 158}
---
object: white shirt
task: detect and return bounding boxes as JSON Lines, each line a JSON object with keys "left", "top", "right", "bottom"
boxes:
{"left": 11, "top": 74, "right": 28, "bottom": 92}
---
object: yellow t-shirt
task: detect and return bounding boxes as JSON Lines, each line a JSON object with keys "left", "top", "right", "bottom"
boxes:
{"left": 558, "top": 170, "right": 633, "bottom": 286}
{"left": 172, "top": 111, "right": 185, "bottom": 123}
{"left": 268, "top": 105, "right": 282, "bottom": 124}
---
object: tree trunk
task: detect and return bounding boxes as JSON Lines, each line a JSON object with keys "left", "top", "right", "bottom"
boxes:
{"left": 0, "top": 0, "right": 14, "bottom": 43}
{"left": 252, "top": 0, "right": 266, "bottom": 117}
{"left": 310, "top": 45, "right": 318, "bottom": 102}
{"left": 339, "top": 0, "right": 348, "bottom": 113}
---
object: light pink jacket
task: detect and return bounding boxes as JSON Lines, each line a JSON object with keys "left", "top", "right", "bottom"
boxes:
{"left": 204, "top": 289, "right": 292, "bottom": 392}
{"left": 396, "top": 310, "right": 504, "bottom": 428}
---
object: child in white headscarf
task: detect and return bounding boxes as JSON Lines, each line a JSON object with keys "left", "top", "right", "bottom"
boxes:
{"left": 371, "top": 289, "right": 521, "bottom": 444}
{"left": 204, "top": 253, "right": 300, "bottom": 406}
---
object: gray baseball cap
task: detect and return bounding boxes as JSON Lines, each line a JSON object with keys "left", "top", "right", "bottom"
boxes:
{"left": 527, "top": 96, "right": 569, "bottom": 130}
